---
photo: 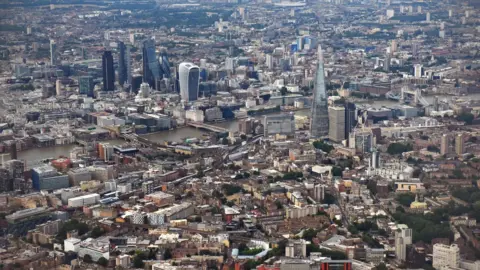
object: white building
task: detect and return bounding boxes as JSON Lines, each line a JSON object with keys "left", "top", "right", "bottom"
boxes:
{"left": 64, "top": 238, "right": 81, "bottom": 252}
{"left": 68, "top": 193, "right": 100, "bottom": 208}
{"left": 179, "top": 62, "right": 200, "bottom": 102}
{"left": 386, "top": 9, "right": 395, "bottom": 18}
{"left": 395, "top": 227, "right": 412, "bottom": 262}
{"left": 414, "top": 64, "right": 423, "bottom": 78}
{"left": 433, "top": 244, "right": 460, "bottom": 269}
{"left": 185, "top": 109, "right": 204, "bottom": 122}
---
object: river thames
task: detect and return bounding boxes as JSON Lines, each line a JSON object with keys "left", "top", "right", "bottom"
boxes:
{"left": 17, "top": 93, "right": 480, "bottom": 162}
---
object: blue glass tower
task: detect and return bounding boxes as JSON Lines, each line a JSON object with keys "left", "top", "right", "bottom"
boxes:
{"left": 142, "top": 39, "right": 161, "bottom": 90}
{"left": 310, "top": 45, "right": 329, "bottom": 138}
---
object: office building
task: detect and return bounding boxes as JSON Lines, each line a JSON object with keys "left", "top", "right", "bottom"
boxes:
{"left": 395, "top": 227, "right": 412, "bottom": 262}
{"left": 371, "top": 149, "right": 381, "bottom": 169}
{"left": 441, "top": 134, "right": 449, "bottom": 155}
{"left": 349, "top": 130, "right": 373, "bottom": 154}
{"left": 384, "top": 54, "right": 390, "bottom": 71}
{"left": 328, "top": 106, "right": 346, "bottom": 142}
{"left": 344, "top": 102, "right": 356, "bottom": 141}
{"left": 50, "top": 40, "right": 57, "bottom": 66}
{"left": 391, "top": 40, "right": 397, "bottom": 53}
{"left": 31, "top": 165, "right": 69, "bottom": 191}
{"left": 319, "top": 260, "right": 352, "bottom": 270}
{"left": 79, "top": 76, "right": 94, "bottom": 96}
{"left": 414, "top": 64, "right": 422, "bottom": 78}
{"left": 310, "top": 45, "right": 329, "bottom": 138}
{"left": 158, "top": 49, "right": 171, "bottom": 79}
{"left": 264, "top": 113, "right": 295, "bottom": 138}
{"left": 142, "top": 181, "right": 154, "bottom": 195}
{"left": 0, "top": 168, "right": 12, "bottom": 192}
{"left": 313, "top": 184, "right": 326, "bottom": 202}
{"left": 225, "top": 57, "right": 234, "bottom": 72}
{"left": 433, "top": 244, "right": 460, "bottom": 269}
{"left": 455, "top": 133, "right": 464, "bottom": 155}
{"left": 285, "top": 239, "right": 307, "bottom": 258}
{"left": 6, "top": 207, "right": 52, "bottom": 236}
{"left": 266, "top": 54, "right": 274, "bottom": 70}
{"left": 118, "top": 41, "right": 128, "bottom": 86}
{"left": 102, "top": 51, "right": 115, "bottom": 91}
{"left": 179, "top": 62, "right": 200, "bottom": 102}
{"left": 426, "top": 12, "right": 431, "bottom": 22}
{"left": 142, "top": 39, "right": 162, "bottom": 90}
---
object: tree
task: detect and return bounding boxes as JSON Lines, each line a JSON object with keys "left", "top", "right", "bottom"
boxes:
{"left": 164, "top": 248, "right": 173, "bottom": 260}
{"left": 374, "top": 262, "right": 388, "bottom": 270}
{"left": 221, "top": 138, "right": 229, "bottom": 145}
{"left": 387, "top": 142, "right": 413, "bottom": 155}
{"left": 427, "top": 145, "right": 440, "bottom": 153}
{"left": 83, "top": 254, "right": 93, "bottom": 263}
{"left": 396, "top": 192, "right": 416, "bottom": 207}
{"left": 97, "top": 257, "right": 108, "bottom": 267}
{"left": 280, "top": 86, "right": 288, "bottom": 96}
{"left": 90, "top": 226, "right": 105, "bottom": 238}
{"left": 332, "top": 166, "right": 343, "bottom": 177}
{"left": 457, "top": 112, "right": 474, "bottom": 125}
{"left": 312, "top": 140, "right": 334, "bottom": 153}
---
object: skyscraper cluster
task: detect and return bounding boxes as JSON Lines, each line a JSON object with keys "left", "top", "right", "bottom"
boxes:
{"left": 310, "top": 45, "right": 329, "bottom": 138}
{"left": 142, "top": 39, "right": 171, "bottom": 90}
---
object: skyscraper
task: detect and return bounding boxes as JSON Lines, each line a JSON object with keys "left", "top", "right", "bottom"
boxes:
{"left": 344, "top": 102, "right": 356, "bottom": 140}
{"left": 179, "top": 62, "right": 200, "bottom": 102}
{"left": 328, "top": 106, "right": 345, "bottom": 142}
{"left": 441, "top": 134, "right": 449, "bottom": 155}
{"left": 159, "top": 49, "right": 171, "bottom": 79}
{"left": 118, "top": 41, "right": 128, "bottom": 86}
{"left": 455, "top": 133, "right": 464, "bottom": 155}
{"left": 50, "top": 40, "right": 57, "bottom": 66}
{"left": 142, "top": 39, "right": 161, "bottom": 90}
{"left": 79, "top": 76, "right": 94, "bottom": 97}
{"left": 102, "top": 51, "right": 115, "bottom": 91}
{"left": 310, "top": 45, "right": 329, "bottom": 138}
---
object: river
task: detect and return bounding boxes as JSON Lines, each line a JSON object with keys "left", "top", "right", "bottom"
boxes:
{"left": 17, "top": 93, "right": 480, "bottom": 162}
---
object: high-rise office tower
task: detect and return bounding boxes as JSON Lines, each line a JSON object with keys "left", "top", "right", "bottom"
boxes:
{"left": 328, "top": 106, "right": 346, "bottom": 142}
{"left": 142, "top": 39, "right": 161, "bottom": 90}
{"left": 433, "top": 244, "right": 460, "bottom": 269}
{"left": 118, "top": 41, "right": 128, "bottom": 86}
{"left": 395, "top": 227, "right": 412, "bottom": 262}
{"left": 179, "top": 62, "right": 200, "bottom": 102}
{"left": 50, "top": 40, "right": 57, "bottom": 66}
{"left": 79, "top": 76, "right": 94, "bottom": 97}
{"left": 455, "top": 133, "right": 464, "bottom": 155}
{"left": 426, "top": 12, "right": 431, "bottom": 22}
{"left": 102, "top": 51, "right": 115, "bottom": 91}
{"left": 344, "top": 102, "right": 356, "bottom": 140}
{"left": 310, "top": 45, "right": 329, "bottom": 138}
{"left": 159, "top": 49, "right": 171, "bottom": 79}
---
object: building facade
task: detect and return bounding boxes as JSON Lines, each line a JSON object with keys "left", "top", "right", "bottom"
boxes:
{"left": 310, "top": 45, "right": 329, "bottom": 138}
{"left": 102, "top": 51, "right": 115, "bottom": 91}
{"left": 179, "top": 62, "right": 200, "bottom": 102}
{"left": 433, "top": 244, "right": 460, "bottom": 269}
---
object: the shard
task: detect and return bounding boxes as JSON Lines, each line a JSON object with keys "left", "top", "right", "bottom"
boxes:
{"left": 310, "top": 45, "right": 329, "bottom": 138}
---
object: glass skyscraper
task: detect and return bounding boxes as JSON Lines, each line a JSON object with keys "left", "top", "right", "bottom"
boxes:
{"left": 102, "top": 50, "right": 115, "bottom": 91}
{"left": 118, "top": 41, "right": 128, "bottom": 87}
{"left": 310, "top": 45, "right": 329, "bottom": 138}
{"left": 142, "top": 39, "right": 161, "bottom": 90}
{"left": 79, "top": 76, "right": 94, "bottom": 97}
{"left": 179, "top": 62, "right": 200, "bottom": 102}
